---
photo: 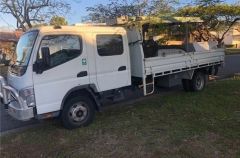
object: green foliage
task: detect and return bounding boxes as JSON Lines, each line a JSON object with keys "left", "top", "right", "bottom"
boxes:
{"left": 146, "top": 0, "right": 178, "bottom": 16}
{"left": 225, "top": 48, "right": 240, "bottom": 55}
{"left": 177, "top": 4, "right": 240, "bottom": 44}
{"left": 49, "top": 16, "right": 68, "bottom": 26}
{"left": 86, "top": 0, "right": 141, "bottom": 22}
{"left": 178, "top": 4, "right": 240, "bottom": 27}
{"left": 86, "top": 0, "right": 178, "bottom": 22}
{"left": 195, "top": 0, "right": 224, "bottom": 6}
{"left": 225, "top": 44, "right": 235, "bottom": 48}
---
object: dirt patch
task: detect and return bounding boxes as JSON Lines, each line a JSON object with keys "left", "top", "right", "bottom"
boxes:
{"left": 169, "top": 132, "right": 240, "bottom": 158}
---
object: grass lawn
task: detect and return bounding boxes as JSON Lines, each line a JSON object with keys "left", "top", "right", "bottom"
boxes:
{"left": 1, "top": 79, "right": 240, "bottom": 158}
{"left": 225, "top": 48, "right": 240, "bottom": 55}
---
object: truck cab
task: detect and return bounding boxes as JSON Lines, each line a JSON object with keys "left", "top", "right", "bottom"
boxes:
{"left": 0, "top": 26, "right": 131, "bottom": 128}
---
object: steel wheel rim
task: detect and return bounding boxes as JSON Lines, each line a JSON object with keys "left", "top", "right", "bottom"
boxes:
{"left": 69, "top": 102, "right": 88, "bottom": 122}
{"left": 196, "top": 75, "right": 204, "bottom": 90}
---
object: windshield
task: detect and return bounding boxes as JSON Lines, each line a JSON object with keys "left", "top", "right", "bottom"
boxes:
{"left": 15, "top": 31, "right": 38, "bottom": 66}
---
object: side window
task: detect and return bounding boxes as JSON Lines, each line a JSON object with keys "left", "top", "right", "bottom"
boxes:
{"left": 39, "top": 35, "right": 82, "bottom": 68}
{"left": 96, "top": 34, "right": 123, "bottom": 56}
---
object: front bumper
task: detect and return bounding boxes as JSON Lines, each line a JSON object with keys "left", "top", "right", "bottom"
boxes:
{"left": 0, "top": 76, "right": 34, "bottom": 121}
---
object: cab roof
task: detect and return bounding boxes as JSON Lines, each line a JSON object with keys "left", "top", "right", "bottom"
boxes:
{"left": 29, "top": 25, "right": 127, "bottom": 34}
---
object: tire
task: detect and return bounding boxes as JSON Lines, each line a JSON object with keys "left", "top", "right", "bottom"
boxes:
{"left": 61, "top": 95, "right": 95, "bottom": 129}
{"left": 190, "top": 71, "right": 207, "bottom": 92}
{"left": 182, "top": 79, "right": 191, "bottom": 92}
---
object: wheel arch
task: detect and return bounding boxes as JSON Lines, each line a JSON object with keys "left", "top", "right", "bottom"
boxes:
{"left": 61, "top": 84, "right": 101, "bottom": 112}
{"left": 197, "top": 65, "right": 220, "bottom": 76}
{"left": 198, "top": 67, "right": 209, "bottom": 75}
{"left": 181, "top": 67, "right": 210, "bottom": 80}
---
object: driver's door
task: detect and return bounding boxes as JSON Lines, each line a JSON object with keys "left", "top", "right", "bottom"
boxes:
{"left": 33, "top": 34, "right": 89, "bottom": 115}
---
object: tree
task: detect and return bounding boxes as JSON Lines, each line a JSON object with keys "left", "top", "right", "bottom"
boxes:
{"left": 86, "top": 0, "right": 177, "bottom": 23}
{"left": 0, "top": 0, "right": 70, "bottom": 31}
{"left": 50, "top": 16, "right": 68, "bottom": 26}
{"left": 195, "top": 0, "right": 224, "bottom": 6}
{"left": 86, "top": 0, "right": 141, "bottom": 22}
{"left": 148, "top": 0, "right": 178, "bottom": 16}
{"left": 177, "top": 4, "right": 240, "bottom": 46}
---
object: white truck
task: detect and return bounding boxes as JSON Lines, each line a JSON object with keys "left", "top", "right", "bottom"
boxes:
{"left": 0, "top": 25, "right": 224, "bottom": 129}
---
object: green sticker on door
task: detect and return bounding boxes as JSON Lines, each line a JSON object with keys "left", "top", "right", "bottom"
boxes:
{"left": 82, "top": 58, "right": 87, "bottom": 65}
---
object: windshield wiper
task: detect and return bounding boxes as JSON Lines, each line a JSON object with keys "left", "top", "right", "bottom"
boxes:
{"left": 9, "top": 60, "right": 24, "bottom": 68}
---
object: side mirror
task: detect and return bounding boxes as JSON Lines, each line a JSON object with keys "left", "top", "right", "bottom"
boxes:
{"left": 41, "top": 47, "right": 50, "bottom": 67}
{"left": 33, "top": 47, "right": 50, "bottom": 74}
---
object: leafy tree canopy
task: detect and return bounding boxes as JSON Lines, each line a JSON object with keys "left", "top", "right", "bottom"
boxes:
{"left": 177, "top": 3, "right": 240, "bottom": 45}
{"left": 86, "top": 0, "right": 178, "bottom": 22}
{"left": 50, "top": 16, "right": 68, "bottom": 26}
{"left": 194, "top": 0, "right": 224, "bottom": 6}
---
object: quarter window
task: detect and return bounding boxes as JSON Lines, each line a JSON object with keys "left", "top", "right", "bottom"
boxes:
{"left": 96, "top": 34, "right": 123, "bottom": 56}
{"left": 39, "top": 35, "right": 82, "bottom": 68}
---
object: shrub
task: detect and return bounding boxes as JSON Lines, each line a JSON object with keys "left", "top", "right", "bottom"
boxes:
{"left": 225, "top": 44, "right": 235, "bottom": 48}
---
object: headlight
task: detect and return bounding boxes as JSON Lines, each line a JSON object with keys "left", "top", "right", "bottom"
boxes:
{"left": 19, "top": 87, "right": 36, "bottom": 107}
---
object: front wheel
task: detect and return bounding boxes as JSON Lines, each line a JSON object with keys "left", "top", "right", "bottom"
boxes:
{"left": 61, "top": 95, "right": 95, "bottom": 129}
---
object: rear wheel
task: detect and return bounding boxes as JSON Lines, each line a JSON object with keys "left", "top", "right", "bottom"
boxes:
{"left": 61, "top": 95, "right": 95, "bottom": 129}
{"left": 190, "top": 71, "right": 207, "bottom": 91}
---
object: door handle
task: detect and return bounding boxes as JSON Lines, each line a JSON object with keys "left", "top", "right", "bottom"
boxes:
{"left": 118, "top": 66, "right": 126, "bottom": 71}
{"left": 77, "top": 71, "right": 88, "bottom": 77}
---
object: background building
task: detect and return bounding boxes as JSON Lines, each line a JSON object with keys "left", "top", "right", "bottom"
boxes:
{"left": 0, "top": 30, "right": 22, "bottom": 64}
{"left": 224, "top": 25, "right": 240, "bottom": 48}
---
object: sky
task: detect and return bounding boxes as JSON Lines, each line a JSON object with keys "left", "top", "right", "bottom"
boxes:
{"left": 0, "top": 0, "right": 237, "bottom": 29}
